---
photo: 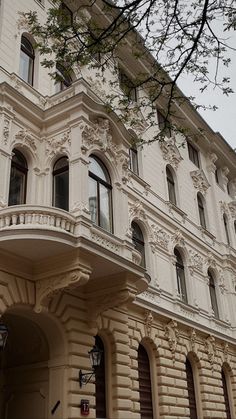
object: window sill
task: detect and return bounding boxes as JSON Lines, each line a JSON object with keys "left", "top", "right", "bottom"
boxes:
{"left": 199, "top": 227, "right": 216, "bottom": 241}
{"left": 167, "top": 202, "right": 187, "bottom": 221}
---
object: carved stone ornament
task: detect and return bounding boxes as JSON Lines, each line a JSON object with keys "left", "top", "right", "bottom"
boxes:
{"left": 171, "top": 229, "right": 185, "bottom": 247}
{"left": 87, "top": 77, "right": 107, "bottom": 102}
{"left": 164, "top": 320, "right": 179, "bottom": 356}
{"left": 159, "top": 137, "right": 183, "bottom": 169}
{"left": 144, "top": 310, "right": 153, "bottom": 337}
{"left": 220, "top": 201, "right": 230, "bottom": 216}
{"left": 124, "top": 106, "right": 148, "bottom": 135}
{"left": 218, "top": 271, "right": 227, "bottom": 294}
{"left": 207, "top": 152, "right": 218, "bottom": 172}
{"left": 205, "top": 335, "right": 216, "bottom": 367}
{"left": 190, "top": 169, "right": 210, "bottom": 196}
{"left": 87, "top": 283, "right": 137, "bottom": 327}
{"left": 129, "top": 200, "right": 147, "bottom": 222}
{"left": 35, "top": 267, "right": 91, "bottom": 312}
{"left": 91, "top": 231, "right": 120, "bottom": 254}
{"left": 189, "top": 328, "right": 197, "bottom": 352}
{"left": 206, "top": 252, "right": 217, "bottom": 269}
{"left": 188, "top": 250, "right": 204, "bottom": 274}
{"left": 229, "top": 201, "right": 236, "bottom": 219}
{"left": 150, "top": 225, "right": 170, "bottom": 252}
{"left": 80, "top": 118, "right": 112, "bottom": 154}
{"left": 222, "top": 342, "right": 229, "bottom": 363}
{"left": 3, "top": 118, "right": 10, "bottom": 145}
{"left": 14, "top": 129, "right": 37, "bottom": 153}
{"left": 46, "top": 130, "right": 71, "bottom": 159}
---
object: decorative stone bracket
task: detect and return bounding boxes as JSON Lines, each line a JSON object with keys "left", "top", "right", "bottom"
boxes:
{"left": 159, "top": 137, "right": 183, "bottom": 169}
{"left": 190, "top": 169, "right": 210, "bottom": 196}
{"left": 35, "top": 266, "right": 91, "bottom": 313}
{"left": 86, "top": 274, "right": 145, "bottom": 327}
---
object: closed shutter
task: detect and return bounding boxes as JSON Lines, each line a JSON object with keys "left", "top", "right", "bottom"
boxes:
{"left": 138, "top": 344, "right": 153, "bottom": 419}
{"left": 95, "top": 336, "right": 106, "bottom": 419}
{"left": 222, "top": 370, "right": 231, "bottom": 419}
{"left": 186, "top": 359, "right": 197, "bottom": 419}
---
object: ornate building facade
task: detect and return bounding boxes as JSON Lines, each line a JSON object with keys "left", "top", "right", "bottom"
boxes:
{"left": 0, "top": 1, "right": 236, "bottom": 418}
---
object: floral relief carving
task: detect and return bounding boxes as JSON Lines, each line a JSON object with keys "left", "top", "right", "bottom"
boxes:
{"left": 206, "top": 252, "right": 217, "bottom": 269}
{"left": 165, "top": 320, "right": 179, "bottom": 356}
{"left": 218, "top": 271, "right": 227, "bottom": 294}
{"left": 144, "top": 310, "right": 153, "bottom": 337}
{"left": 35, "top": 267, "right": 91, "bottom": 312}
{"left": 150, "top": 225, "right": 170, "bottom": 252}
{"left": 90, "top": 231, "right": 120, "bottom": 253}
{"left": 159, "top": 137, "right": 183, "bottom": 169}
{"left": 14, "top": 129, "right": 37, "bottom": 153}
{"left": 3, "top": 118, "right": 10, "bottom": 144}
{"left": 80, "top": 118, "right": 113, "bottom": 154}
{"left": 219, "top": 201, "right": 230, "bottom": 216}
{"left": 190, "top": 169, "right": 210, "bottom": 196}
{"left": 188, "top": 250, "right": 204, "bottom": 274}
{"left": 205, "top": 335, "right": 216, "bottom": 367}
{"left": 46, "top": 130, "right": 71, "bottom": 158}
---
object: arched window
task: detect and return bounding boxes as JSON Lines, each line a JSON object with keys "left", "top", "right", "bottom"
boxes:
{"left": 223, "top": 214, "right": 230, "bottom": 245}
{"left": 174, "top": 248, "right": 187, "bottom": 303}
{"left": 95, "top": 335, "right": 106, "bottom": 419}
{"left": 138, "top": 344, "right": 153, "bottom": 419}
{"left": 131, "top": 222, "right": 146, "bottom": 267}
{"left": 221, "top": 368, "right": 231, "bottom": 419}
{"left": 208, "top": 269, "right": 219, "bottom": 318}
{"left": 89, "top": 155, "right": 112, "bottom": 232}
{"left": 55, "top": 63, "right": 72, "bottom": 93}
{"left": 19, "top": 35, "right": 34, "bottom": 85}
{"left": 186, "top": 358, "right": 197, "bottom": 419}
{"left": 166, "top": 166, "right": 176, "bottom": 205}
{"left": 197, "top": 193, "right": 206, "bottom": 229}
{"left": 53, "top": 157, "right": 69, "bottom": 211}
{"left": 8, "top": 149, "right": 28, "bottom": 206}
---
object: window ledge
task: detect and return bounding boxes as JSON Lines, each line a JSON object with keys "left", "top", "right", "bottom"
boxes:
{"left": 167, "top": 202, "right": 187, "bottom": 218}
{"left": 177, "top": 300, "right": 199, "bottom": 314}
{"left": 199, "top": 227, "right": 216, "bottom": 240}
{"left": 128, "top": 170, "right": 151, "bottom": 191}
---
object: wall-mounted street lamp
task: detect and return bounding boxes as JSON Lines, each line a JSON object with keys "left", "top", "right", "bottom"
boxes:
{"left": 0, "top": 323, "right": 8, "bottom": 350}
{"left": 79, "top": 345, "right": 103, "bottom": 387}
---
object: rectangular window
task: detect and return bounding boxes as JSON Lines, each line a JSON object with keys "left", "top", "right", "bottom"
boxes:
{"left": 119, "top": 69, "right": 137, "bottom": 102}
{"left": 129, "top": 147, "right": 139, "bottom": 175}
{"left": 187, "top": 141, "right": 200, "bottom": 168}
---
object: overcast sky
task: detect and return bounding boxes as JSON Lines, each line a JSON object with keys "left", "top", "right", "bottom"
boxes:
{"left": 178, "top": 32, "right": 236, "bottom": 152}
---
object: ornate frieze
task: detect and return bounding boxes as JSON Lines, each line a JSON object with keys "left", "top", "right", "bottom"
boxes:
{"left": 188, "top": 250, "right": 204, "bottom": 274}
{"left": 46, "top": 130, "right": 71, "bottom": 159}
{"left": 159, "top": 137, "right": 183, "bottom": 169}
{"left": 218, "top": 271, "right": 228, "bottom": 294}
{"left": 3, "top": 118, "right": 10, "bottom": 145}
{"left": 80, "top": 118, "right": 113, "bottom": 154}
{"left": 35, "top": 267, "right": 91, "bottom": 312}
{"left": 90, "top": 231, "right": 120, "bottom": 254}
{"left": 150, "top": 225, "right": 170, "bottom": 252}
{"left": 190, "top": 169, "right": 210, "bottom": 196}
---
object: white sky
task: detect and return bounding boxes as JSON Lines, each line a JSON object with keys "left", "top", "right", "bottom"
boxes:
{"left": 178, "top": 30, "right": 236, "bottom": 152}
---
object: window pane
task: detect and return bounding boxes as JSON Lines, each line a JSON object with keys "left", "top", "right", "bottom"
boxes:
{"left": 138, "top": 344, "right": 153, "bottom": 419}
{"left": 54, "top": 171, "right": 69, "bottom": 211}
{"left": 89, "top": 157, "right": 109, "bottom": 182}
{"left": 89, "top": 177, "right": 98, "bottom": 224}
{"left": 176, "top": 265, "right": 187, "bottom": 303}
{"left": 186, "top": 359, "right": 197, "bottom": 419}
{"left": 95, "top": 336, "right": 106, "bottom": 419}
{"left": 99, "top": 184, "right": 112, "bottom": 232}
{"left": 129, "top": 148, "right": 139, "bottom": 175}
{"left": 8, "top": 167, "right": 26, "bottom": 206}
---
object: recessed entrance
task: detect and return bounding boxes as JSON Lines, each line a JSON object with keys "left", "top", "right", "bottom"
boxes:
{"left": 0, "top": 313, "right": 50, "bottom": 419}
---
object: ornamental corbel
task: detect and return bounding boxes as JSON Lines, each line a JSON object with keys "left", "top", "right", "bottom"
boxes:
{"left": 80, "top": 118, "right": 112, "bottom": 154}
{"left": 159, "top": 137, "right": 183, "bottom": 169}
{"left": 171, "top": 229, "right": 185, "bottom": 248}
{"left": 189, "top": 328, "right": 197, "bottom": 352}
{"left": 45, "top": 129, "right": 71, "bottom": 159}
{"left": 205, "top": 335, "right": 216, "bottom": 368}
{"left": 14, "top": 129, "right": 38, "bottom": 153}
{"left": 164, "top": 320, "right": 179, "bottom": 357}
{"left": 190, "top": 169, "right": 210, "bottom": 196}
{"left": 228, "top": 201, "right": 236, "bottom": 219}
{"left": 35, "top": 267, "right": 91, "bottom": 313}
{"left": 129, "top": 200, "right": 147, "bottom": 222}
{"left": 207, "top": 152, "right": 218, "bottom": 172}
{"left": 144, "top": 311, "right": 154, "bottom": 337}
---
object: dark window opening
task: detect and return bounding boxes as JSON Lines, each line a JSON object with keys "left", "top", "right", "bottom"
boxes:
{"left": 132, "top": 222, "right": 146, "bottom": 268}
{"left": 119, "top": 69, "right": 137, "bottom": 102}
{"left": 138, "top": 344, "right": 153, "bottom": 419}
{"left": 129, "top": 147, "right": 139, "bottom": 175}
{"left": 174, "top": 248, "right": 187, "bottom": 303}
{"left": 95, "top": 335, "right": 106, "bottom": 419}
{"left": 19, "top": 35, "right": 34, "bottom": 85}
{"left": 8, "top": 149, "right": 28, "bottom": 206}
{"left": 166, "top": 167, "right": 176, "bottom": 205}
{"left": 208, "top": 270, "right": 219, "bottom": 318}
{"left": 197, "top": 193, "right": 206, "bottom": 229}
{"left": 186, "top": 358, "right": 198, "bottom": 419}
{"left": 187, "top": 141, "right": 199, "bottom": 168}
{"left": 53, "top": 156, "right": 69, "bottom": 211}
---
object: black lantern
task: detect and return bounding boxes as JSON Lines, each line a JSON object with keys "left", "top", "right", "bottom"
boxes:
{"left": 79, "top": 345, "right": 103, "bottom": 387}
{"left": 0, "top": 323, "right": 8, "bottom": 350}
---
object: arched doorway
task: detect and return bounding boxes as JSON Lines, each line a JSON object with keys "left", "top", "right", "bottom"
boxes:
{"left": 0, "top": 309, "right": 66, "bottom": 419}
